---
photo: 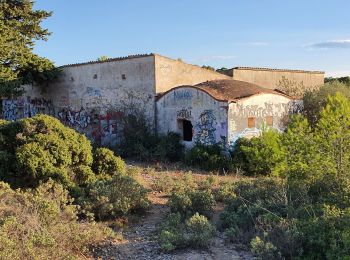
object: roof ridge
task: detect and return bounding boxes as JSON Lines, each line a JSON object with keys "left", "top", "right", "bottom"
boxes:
{"left": 59, "top": 53, "right": 155, "bottom": 68}
{"left": 233, "top": 66, "right": 324, "bottom": 74}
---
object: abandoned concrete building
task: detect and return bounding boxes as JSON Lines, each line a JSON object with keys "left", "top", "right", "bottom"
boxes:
{"left": 0, "top": 53, "right": 323, "bottom": 148}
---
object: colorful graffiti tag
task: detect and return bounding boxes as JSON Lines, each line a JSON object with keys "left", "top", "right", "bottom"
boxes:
{"left": 194, "top": 110, "right": 217, "bottom": 145}
{"left": 58, "top": 108, "right": 91, "bottom": 129}
{"left": 174, "top": 90, "right": 193, "bottom": 100}
{"left": 2, "top": 97, "right": 53, "bottom": 121}
{"left": 92, "top": 111, "right": 123, "bottom": 146}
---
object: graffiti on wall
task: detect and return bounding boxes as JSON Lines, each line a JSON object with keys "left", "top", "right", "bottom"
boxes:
{"left": 194, "top": 110, "right": 217, "bottom": 145}
{"left": 2, "top": 97, "right": 53, "bottom": 121}
{"left": 174, "top": 90, "right": 193, "bottom": 100}
{"left": 231, "top": 102, "right": 298, "bottom": 118}
{"left": 2, "top": 100, "right": 17, "bottom": 120}
{"left": 58, "top": 108, "right": 91, "bottom": 129}
{"left": 176, "top": 107, "right": 192, "bottom": 120}
{"left": 92, "top": 111, "right": 124, "bottom": 146}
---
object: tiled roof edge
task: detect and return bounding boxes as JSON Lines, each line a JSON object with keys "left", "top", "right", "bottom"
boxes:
{"left": 233, "top": 66, "right": 325, "bottom": 74}
{"left": 59, "top": 53, "right": 155, "bottom": 68}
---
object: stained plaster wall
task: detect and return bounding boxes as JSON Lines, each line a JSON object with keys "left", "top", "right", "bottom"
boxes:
{"left": 156, "top": 87, "right": 228, "bottom": 148}
{"left": 45, "top": 55, "right": 156, "bottom": 146}
{"left": 227, "top": 93, "right": 299, "bottom": 146}
{"left": 232, "top": 68, "right": 324, "bottom": 89}
{"left": 154, "top": 54, "right": 231, "bottom": 93}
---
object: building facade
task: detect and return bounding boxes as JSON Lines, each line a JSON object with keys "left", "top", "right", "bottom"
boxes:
{"left": 0, "top": 54, "right": 319, "bottom": 147}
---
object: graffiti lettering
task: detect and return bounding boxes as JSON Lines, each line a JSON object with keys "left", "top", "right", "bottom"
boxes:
{"left": 174, "top": 90, "right": 193, "bottom": 100}
{"left": 176, "top": 107, "right": 192, "bottom": 119}
{"left": 194, "top": 110, "right": 217, "bottom": 145}
{"left": 58, "top": 108, "right": 91, "bottom": 129}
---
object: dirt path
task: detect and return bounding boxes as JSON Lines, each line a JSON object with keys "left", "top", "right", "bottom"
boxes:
{"left": 93, "top": 185, "right": 253, "bottom": 260}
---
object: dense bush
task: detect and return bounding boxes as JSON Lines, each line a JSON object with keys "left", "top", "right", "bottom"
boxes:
{"left": 0, "top": 115, "right": 93, "bottom": 190}
{"left": 79, "top": 175, "right": 150, "bottom": 220}
{"left": 158, "top": 212, "right": 215, "bottom": 252}
{"left": 232, "top": 130, "right": 284, "bottom": 176}
{"left": 93, "top": 147, "right": 126, "bottom": 176}
{"left": 185, "top": 143, "right": 231, "bottom": 171}
{"left": 0, "top": 180, "right": 113, "bottom": 259}
{"left": 168, "top": 188, "right": 215, "bottom": 218}
{"left": 120, "top": 114, "right": 184, "bottom": 162}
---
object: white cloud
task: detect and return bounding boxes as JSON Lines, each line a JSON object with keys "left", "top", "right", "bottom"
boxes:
{"left": 247, "top": 42, "right": 269, "bottom": 46}
{"left": 306, "top": 40, "right": 350, "bottom": 50}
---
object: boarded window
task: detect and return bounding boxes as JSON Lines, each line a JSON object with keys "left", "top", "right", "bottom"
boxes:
{"left": 266, "top": 116, "right": 273, "bottom": 126}
{"left": 248, "top": 117, "right": 255, "bottom": 128}
{"left": 122, "top": 74, "right": 126, "bottom": 80}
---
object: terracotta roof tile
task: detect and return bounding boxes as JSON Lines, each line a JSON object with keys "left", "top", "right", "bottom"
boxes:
{"left": 233, "top": 66, "right": 324, "bottom": 74}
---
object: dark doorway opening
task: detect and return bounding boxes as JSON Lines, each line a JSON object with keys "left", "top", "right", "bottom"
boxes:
{"left": 182, "top": 119, "right": 193, "bottom": 141}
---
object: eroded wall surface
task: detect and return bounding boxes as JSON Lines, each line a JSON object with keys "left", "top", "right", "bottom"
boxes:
{"left": 154, "top": 54, "right": 231, "bottom": 93}
{"left": 156, "top": 87, "right": 228, "bottom": 147}
{"left": 232, "top": 68, "right": 324, "bottom": 89}
{"left": 228, "top": 93, "right": 302, "bottom": 146}
{"left": 48, "top": 56, "right": 156, "bottom": 146}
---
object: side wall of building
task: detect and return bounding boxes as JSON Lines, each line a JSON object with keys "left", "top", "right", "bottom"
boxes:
{"left": 232, "top": 69, "right": 324, "bottom": 89}
{"left": 154, "top": 54, "right": 231, "bottom": 93}
{"left": 227, "top": 93, "right": 301, "bottom": 146}
{"left": 47, "top": 56, "right": 156, "bottom": 146}
{"left": 156, "top": 87, "right": 228, "bottom": 148}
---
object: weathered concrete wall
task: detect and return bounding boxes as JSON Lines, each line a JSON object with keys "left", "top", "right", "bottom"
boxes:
{"left": 154, "top": 54, "right": 231, "bottom": 93}
{"left": 156, "top": 87, "right": 228, "bottom": 147}
{"left": 232, "top": 68, "right": 324, "bottom": 89}
{"left": 227, "top": 93, "right": 301, "bottom": 146}
{"left": 45, "top": 55, "right": 155, "bottom": 146}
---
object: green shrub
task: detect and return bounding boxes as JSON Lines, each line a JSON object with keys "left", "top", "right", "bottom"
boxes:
{"left": 0, "top": 115, "right": 94, "bottom": 190}
{"left": 158, "top": 212, "right": 215, "bottom": 252}
{"left": 250, "top": 236, "right": 280, "bottom": 259}
{"left": 120, "top": 113, "right": 183, "bottom": 162}
{"left": 158, "top": 213, "right": 186, "bottom": 251}
{"left": 93, "top": 147, "right": 126, "bottom": 176}
{"left": 79, "top": 175, "right": 150, "bottom": 220}
{"left": 185, "top": 143, "right": 231, "bottom": 171}
{"left": 168, "top": 189, "right": 215, "bottom": 218}
{"left": 186, "top": 213, "right": 215, "bottom": 248}
{"left": 232, "top": 130, "right": 285, "bottom": 176}
{"left": 0, "top": 180, "right": 113, "bottom": 259}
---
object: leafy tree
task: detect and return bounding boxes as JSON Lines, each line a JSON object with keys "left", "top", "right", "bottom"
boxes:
{"left": 277, "top": 76, "right": 309, "bottom": 98}
{"left": 97, "top": 55, "right": 109, "bottom": 61}
{"left": 325, "top": 76, "right": 350, "bottom": 86}
{"left": 315, "top": 93, "right": 350, "bottom": 175}
{"left": 0, "top": 0, "right": 58, "bottom": 96}
{"left": 303, "top": 81, "right": 350, "bottom": 126}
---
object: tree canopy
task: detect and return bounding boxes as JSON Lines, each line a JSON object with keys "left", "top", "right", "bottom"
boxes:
{"left": 0, "top": 0, "right": 58, "bottom": 97}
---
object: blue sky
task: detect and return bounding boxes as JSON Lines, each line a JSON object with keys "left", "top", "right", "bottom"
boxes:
{"left": 33, "top": 0, "right": 350, "bottom": 77}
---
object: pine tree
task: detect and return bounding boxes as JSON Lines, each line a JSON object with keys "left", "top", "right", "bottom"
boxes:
{"left": 0, "top": 0, "right": 57, "bottom": 97}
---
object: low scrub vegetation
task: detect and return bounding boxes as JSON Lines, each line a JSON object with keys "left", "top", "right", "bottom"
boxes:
{"left": 0, "top": 180, "right": 113, "bottom": 260}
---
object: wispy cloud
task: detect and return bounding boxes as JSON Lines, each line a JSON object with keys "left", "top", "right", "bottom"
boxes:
{"left": 189, "top": 55, "right": 235, "bottom": 62}
{"left": 306, "top": 40, "right": 350, "bottom": 50}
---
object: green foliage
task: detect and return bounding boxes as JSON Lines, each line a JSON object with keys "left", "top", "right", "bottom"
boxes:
{"left": 168, "top": 189, "right": 215, "bottom": 218}
{"left": 79, "top": 175, "right": 150, "bottom": 220}
{"left": 93, "top": 148, "right": 126, "bottom": 177}
{"left": 120, "top": 113, "right": 183, "bottom": 161}
{"left": 250, "top": 236, "right": 280, "bottom": 260}
{"left": 232, "top": 130, "right": 285, "bottom": 176}
{"left": 0, "top": 180, "right": 113, "bottom": 259}
{"left": 303, "top": 81, "right": 350, "bottom": 126}
{"left": 185, "top": 143, "right": 231, "bottom": 171}
{"left": 186, "top": 213, "right": 215, "bottom": 248}
{"left": 0, "top": 0, "right": 59, "bottom": 96}
{"left": 0, "top": 115, "right": 94, "bottom": 191}
{"left": 158, "top": 212, "right": 215, "bottom": 252}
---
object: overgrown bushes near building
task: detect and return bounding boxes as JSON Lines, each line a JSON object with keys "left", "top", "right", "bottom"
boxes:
{"left": 185, "top": 143, "right": 231, "bottom": 171}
